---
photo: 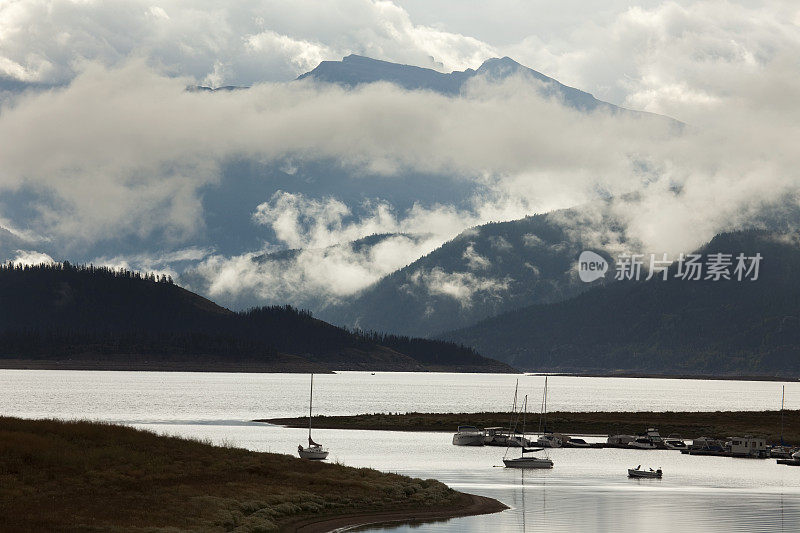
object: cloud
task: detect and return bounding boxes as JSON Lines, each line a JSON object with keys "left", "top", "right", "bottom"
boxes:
{"left": 462, "top": 243, "right": 490, "bottom": 270}
{"left": 406, "top": 267, "right": 511, "bottom": 308}
{"left": 1, "top": 1, "right": 800, "bottom": 309}
{"left": 185, "top": 233, "right": 445, "bottom": 308}
{"left": 9, "top": 250, "right": 54, "bottom": 266}
{"left": 0, "top": 0, "right": 496, "bottom": 86}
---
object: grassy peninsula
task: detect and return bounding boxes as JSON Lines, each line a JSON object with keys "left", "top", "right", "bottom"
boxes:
{"left": 261, "top": 410, "right": 800, "bottom": 444}
{"left": 0, "top": 417, "right": 505, "bottom": 532}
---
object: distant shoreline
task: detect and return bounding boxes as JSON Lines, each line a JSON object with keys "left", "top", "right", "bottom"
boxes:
{"left": 531, "top": 372, "right": 800, "bottom": 382}
{"left": 260, "top": 409, "right": 800, "bottom": 443}
{"left": 0, "top": 359, "right": 513, "bottom": 374}
{"left": 1, "top": 360, "right": 796, "bottom": 381}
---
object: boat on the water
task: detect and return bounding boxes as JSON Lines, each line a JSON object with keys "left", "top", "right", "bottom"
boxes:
{"left": 504, "top": 448, "right": 554, "bottom": 469}
{"left": 503, "top": 378, "right": 554, "bottom": 469}
{"left": 607, "top": 434, "right": 636, "bottom": 447}
{"left": 536, "top": 432, "right": 564, "bottom": 448}
{"left": 564, "top": 437, "right": 591, "bottom": 448}
{"left": 628, "top": 465, "right": 662, "bottom": 478}
{"left": 628, "top": 428, "right": 664, "bottom": 449}
{"left": 484, "top": 427, "right": 531, "bottom": 447}
{"left": 298, "top": 374, "right": 329, "bottom": 460}
{"left": 452, "top": 425, "right": 485, "bottom": 446}
{"left": 664, "top": 434, "right": 688, "bottom": 450}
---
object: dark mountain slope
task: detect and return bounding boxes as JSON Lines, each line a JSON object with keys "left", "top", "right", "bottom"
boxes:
{"left": 0, "top": 263, "right": 513, "bottom": 373}
{"left": 322, "top": 203, "right": 625, "bottom": 337}
{"left": 442, "top": 231, "right": 800, "bottom": 377}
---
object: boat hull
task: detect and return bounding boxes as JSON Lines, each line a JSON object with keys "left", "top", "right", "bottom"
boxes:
{"left": 628, "top": 469, "right": 662, "bottom": 478}
{"left": 503, "top": 457, "right": 554, "bottom": 469}
{"left": 453, "top": 433, "right": 485, "bottom": 446}
{"left": 298, "top": 447, "right": 329, "bottom": 460}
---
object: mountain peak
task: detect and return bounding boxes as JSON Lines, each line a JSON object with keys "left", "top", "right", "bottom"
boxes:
{"left": 298, "top": 55, "right": 616, "bottom": 112}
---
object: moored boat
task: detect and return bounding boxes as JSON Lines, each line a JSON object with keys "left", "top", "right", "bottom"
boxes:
{"left": 607, "top": 434, "right": 635, "bottom": 447}
{"left": 628, "top": 428, "right": 664, "bottom": 449}
{"left": 452, "top": 425, "right": 485, "bottom": 446}
{"left": 503, "top": 381, "right": 554, "bottom": 469}
{"left": 484, "top": 427, "right": 530, "bottom": 447}
{"left": 536, "top": 432, "right": 563, "bottom": 448}
{"left": 504, "top": 450, "right": 554, "bottom": 469}
{"left": 664, "top": 434, "right": 687, "bottom": 450}
{"left": 563, "top": 437, "right": 591, "bottom": 448}
{"left": 298, "top": 374, "right": 329, "bottom": 460}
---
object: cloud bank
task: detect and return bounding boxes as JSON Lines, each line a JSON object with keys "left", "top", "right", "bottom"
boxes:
{"left": 0, "top": 1, "right": 798, "bottom": 308}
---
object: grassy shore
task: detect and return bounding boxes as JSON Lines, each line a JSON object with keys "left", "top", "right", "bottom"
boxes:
{"left": 261, "top": 410, "right": 800, "bottom": 444}
{"left": 0, "top": 417, "right": 505, "bottom": 532}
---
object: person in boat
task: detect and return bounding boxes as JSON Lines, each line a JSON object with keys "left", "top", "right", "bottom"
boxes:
{"left": 298, "top": 445, "right": 303, "bottom": 453}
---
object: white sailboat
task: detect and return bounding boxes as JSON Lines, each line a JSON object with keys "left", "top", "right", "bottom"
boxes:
{"left": 503, "top": 388, "right": 554, "bottom": 469}
{"left": 298, "top": 374, "right": 329, "bottom": 460}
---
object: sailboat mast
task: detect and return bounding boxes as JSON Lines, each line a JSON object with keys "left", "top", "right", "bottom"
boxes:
{"left": 308, "top": 373, "right": 314, "bottom": 440}
{"left": 781, "top": 385, "right": 785, "bottom": 446}
{"left": 543, "top": 376, "right": 548, "bottom": 433}
{"left": 509, "top": 379, "right": 519, "bottom": 435}
{"left": 521, "top": 395, "right": 527, "bottom": 457}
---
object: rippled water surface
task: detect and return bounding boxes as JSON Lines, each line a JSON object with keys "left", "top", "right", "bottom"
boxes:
{"left": 2, "top": 370, "right": 799, "bottom": 532}
{"left": 2, "top": 370, "right": 798, "bottom": 420}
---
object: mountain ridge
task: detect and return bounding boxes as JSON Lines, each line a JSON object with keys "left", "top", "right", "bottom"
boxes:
{"left": 0, "top": 262, "right": 515, "bottom": 373}
{"left": 440, "top": 230, "right": 800, "bottom": 377}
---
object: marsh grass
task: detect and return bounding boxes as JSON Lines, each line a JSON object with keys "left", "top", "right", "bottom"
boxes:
{"left": 0, "top": 417, "right": 460, "bottom": 532}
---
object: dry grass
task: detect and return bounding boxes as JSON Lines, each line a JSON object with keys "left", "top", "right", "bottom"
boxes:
{"left": 263, "top": 410, "right": 800, "bottom": 443}
{"left": 0, "top": 417, "right": 461, "bottom": 532}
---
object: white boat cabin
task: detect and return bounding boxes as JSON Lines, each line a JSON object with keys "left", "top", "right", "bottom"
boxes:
{"left": 729, "top": 436, "right": 767, "bottom": 457}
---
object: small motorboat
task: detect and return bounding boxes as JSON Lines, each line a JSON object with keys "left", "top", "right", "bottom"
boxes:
{"left": 664, "top": 434, "right": 687, "bottom": 450}
{"left": 452, "top": 425, "right": 485, "bottom": 446}
{"left": 537, "top": 433, "right": 564, "bottom": 448}
{"left": 564, "top": 437, "right": 591, "bottom": 448}
{"left": 628, "top": 436, "right": 658, "bottom": 449}
{"left": 628, "top": 465, "right": 662, "bottom": 478}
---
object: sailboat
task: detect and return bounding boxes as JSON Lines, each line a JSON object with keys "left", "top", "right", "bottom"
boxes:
{"left": 298, "top": 374, "right": 329, "bottom": 460}
{"left": 503, "top": 391, "right": 554, "bottom": 469}
{"left": 536, "top": 375, "right": 562, "bottom": 448}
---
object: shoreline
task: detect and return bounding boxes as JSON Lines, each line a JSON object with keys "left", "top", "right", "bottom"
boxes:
{"left": 533, "top": 372, "right": 800, "bottom": 382}
{"left": 287, "top": 493, "right": 507, "bottom": 532}
{"left": 260, "top": 409, "right": 800, "bottom": 444}
{"left": 0, "top": 417, "right": 507, "bottom": 531}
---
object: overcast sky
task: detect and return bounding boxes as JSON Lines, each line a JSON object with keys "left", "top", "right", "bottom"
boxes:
{"left": 1, "top": 0, "right": 798, "bottom": 307}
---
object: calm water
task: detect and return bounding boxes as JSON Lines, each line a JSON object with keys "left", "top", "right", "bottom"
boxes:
{"left": 2, "top": 370, "right": 799, "bottom": 532}
{"left": 1, "top": 370, "right": 797, "bottom": 421}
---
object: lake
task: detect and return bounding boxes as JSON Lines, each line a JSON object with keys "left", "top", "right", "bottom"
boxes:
{"left": 2, "top": 370, "right": 798, "bottom": 532}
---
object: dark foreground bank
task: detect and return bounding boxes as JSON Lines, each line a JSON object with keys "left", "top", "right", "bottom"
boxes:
{"left": 261, "top": 410, "right": 800, "bottom": 444}
{"left": 0, "top": 417, "right": 506, "bottom": 532}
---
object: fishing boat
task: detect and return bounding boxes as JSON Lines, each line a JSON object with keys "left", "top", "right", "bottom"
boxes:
{"left": 628, "top": 465, "right": 662, "bottom": 478}
{"left": 298, "top": 374, "right": 329, "bottom": 460}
